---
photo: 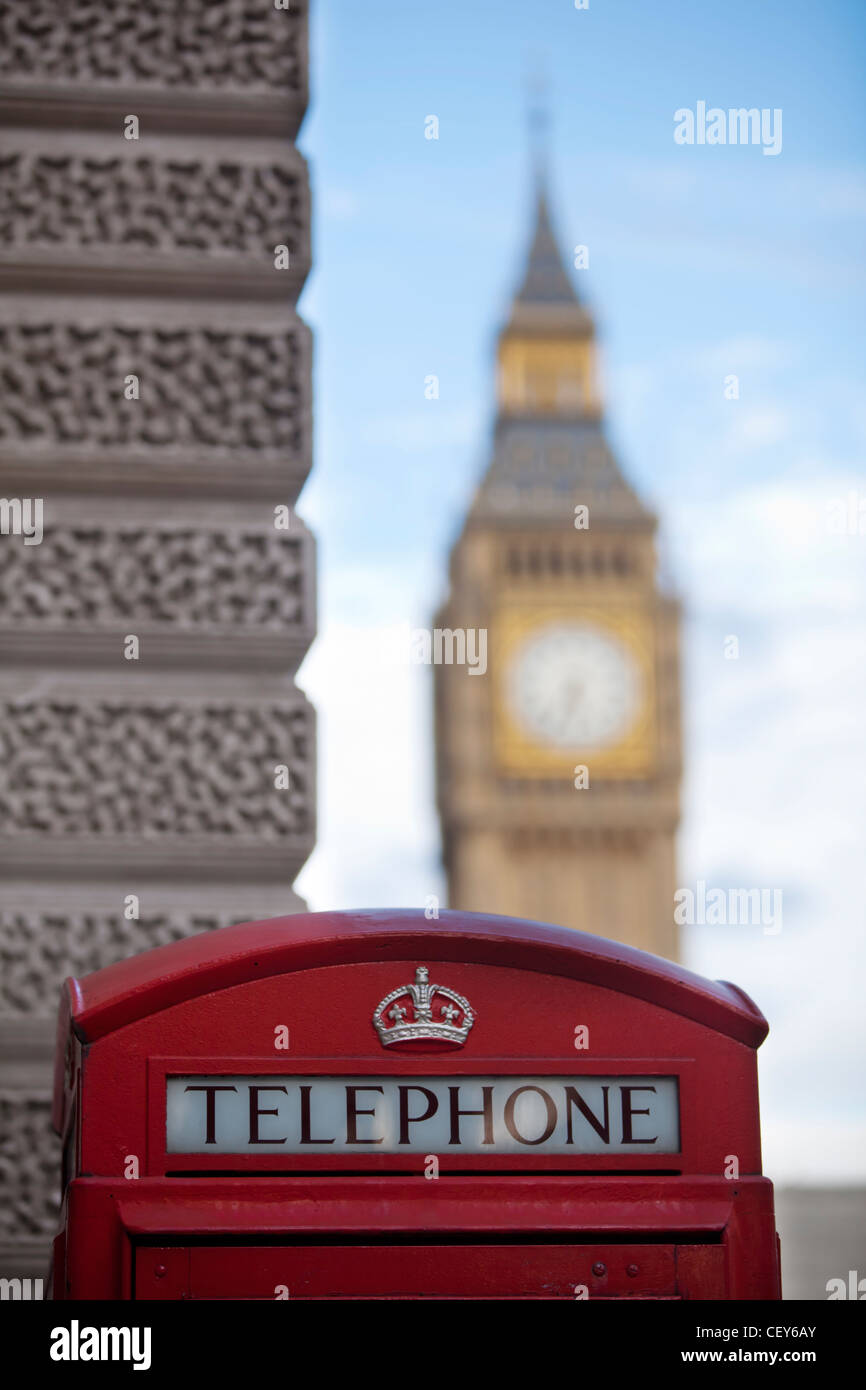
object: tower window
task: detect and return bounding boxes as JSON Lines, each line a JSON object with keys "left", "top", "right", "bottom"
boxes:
{"left": 506, "top": 547, "right": 522, "bottom": 575}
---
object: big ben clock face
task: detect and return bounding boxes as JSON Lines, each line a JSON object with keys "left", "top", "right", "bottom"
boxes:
{"left": 507, "top": 622, "right": 641, "bottom": 750}
{"left": 493, "top": 607, "right": 656, "bottom": 778}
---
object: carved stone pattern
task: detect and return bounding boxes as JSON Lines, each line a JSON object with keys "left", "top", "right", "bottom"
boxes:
{"left": 0, "top": 1094, "right": 58, "bottom": 1238}
{"left": 0, "top": 0, "right": 302, "bottom": 91}
{"left": 0, "top": 153, "right": 304, "bottom": 260}
{"left": 0, "top": 323, "right": 304, "bottom": 451}
{"left": 0, "top": 910, "right": 243, "bottom": 1013}
{"left": 0, "top": 529, "right": 306, "bottom": 630}
{"left": 0, "top": 701, "right": 312, "bottom": 839}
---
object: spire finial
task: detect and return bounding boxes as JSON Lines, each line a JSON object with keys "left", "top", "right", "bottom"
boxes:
{"left": 526, "top": 57, "right": 551, "bottom": 196}
{"left": 511, "top": 72, "right": 581, "bottom": 310}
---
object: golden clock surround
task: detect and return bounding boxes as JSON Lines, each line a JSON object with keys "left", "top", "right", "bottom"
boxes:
{"left": 492, "top": 603, "right": 657, "bottom": 779}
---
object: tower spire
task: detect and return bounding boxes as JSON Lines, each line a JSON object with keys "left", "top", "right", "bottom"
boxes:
{"left": 514, "top": 183, "right": 580, "bottom": 308}
{"left": 478, "top": 94, "right": 650, "bottom": 522}
{"left": 512, "top": 77, "right": 581, "bottom": 311}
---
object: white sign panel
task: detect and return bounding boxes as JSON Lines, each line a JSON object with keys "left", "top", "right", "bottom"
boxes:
{"left": 166, "top": 1074, "right": 679, "bottom": 1155}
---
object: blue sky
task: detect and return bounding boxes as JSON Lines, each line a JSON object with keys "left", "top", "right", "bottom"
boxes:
{"left": 294, "top": 1, "right": 866, "bottom": 1184}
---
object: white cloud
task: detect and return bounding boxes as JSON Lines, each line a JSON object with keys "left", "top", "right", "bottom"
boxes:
{"left": 763, "top": 1116, "right": 866, "bottom": 1186}
{"left": 294, "top": 618, "right": 442, "bottom": 913}
{"left": 670, "top": 473, "right": 866, "bottom": 614}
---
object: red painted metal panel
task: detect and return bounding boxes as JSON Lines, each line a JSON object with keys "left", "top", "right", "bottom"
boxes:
{"left": 136, "top": 1242, "right": 679, "bottom": 1300}
{"left": 60, "top": 910, "right": 768, "bottom": 1048}
{"left": 675, "top": 1244, "right": 727, "bottom": 1299}
{"left": 135, "top": 1246, "right": 190, "bottom": 1301}
{"left": 58, "top": 1173, "right": 779, "bottom": 1299}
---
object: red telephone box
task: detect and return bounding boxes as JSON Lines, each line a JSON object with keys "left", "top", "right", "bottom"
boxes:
{"left": 51, "top": 910, "right": 782, "bottom": 1300}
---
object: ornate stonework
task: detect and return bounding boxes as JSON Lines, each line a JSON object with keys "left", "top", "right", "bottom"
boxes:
{"left": 0, "top": 299, "right": 311, "bottom": 497}
{"left": 0, "top": 318, "right": 308, "bottom": 453}
{"left": 0, "top": 696, "right": 314, "bottom": 842}
{"left": 0, "top": 2, "right": 303, "bottom": 94}
{"left": 0, "top": 145, "right": 307, "bottom": 260}
{"left": 0, "top": 0, "right": 315, "bottom": 1278}
{"left": 0, "top": 1093, "right": 58, "bottom": 1240}
{"left": 0, "top": 134, "right": 311, "bottom": 298}
{"left": 0, "top": 908, "right": 244, "bottom": 1015}
{"left": 0, "top": 526, "right": 312, "bottom": 633}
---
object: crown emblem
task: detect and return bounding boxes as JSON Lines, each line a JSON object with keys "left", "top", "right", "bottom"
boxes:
{"left": 373, "top": 966, "right": 475, "bottom": 1048}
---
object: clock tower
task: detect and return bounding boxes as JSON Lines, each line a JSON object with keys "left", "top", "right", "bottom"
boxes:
{"left": 433, "top": 175, "right": 682, "bottom": 959}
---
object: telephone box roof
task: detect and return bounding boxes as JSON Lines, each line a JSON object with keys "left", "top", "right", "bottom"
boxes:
{"left": 61, "top": 909, "right": 768, "bottom": 1050}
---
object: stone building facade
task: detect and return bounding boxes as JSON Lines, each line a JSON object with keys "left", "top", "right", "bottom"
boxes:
{"left": 0, "top": 1, "right": 315, "bottom": 1278}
